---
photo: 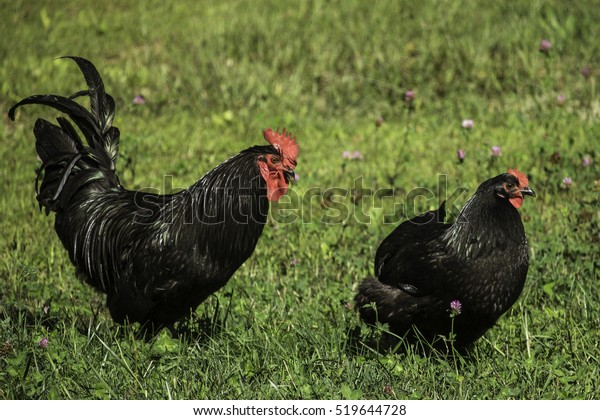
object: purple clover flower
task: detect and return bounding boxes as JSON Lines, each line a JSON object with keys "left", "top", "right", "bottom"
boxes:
{"left": 556, "top": 95, "right": 566, "bottom": 106}
{"left": 342, "top": 150, "right": 363, "bottom": 161}
{"left": 562, "top": 177, "right": 573, "bottom": 188}
{"left": 582, "top": 156, "right": 593, "bottom": 167}
{"left": 450, "top": 300, "right": 462, "bottom": 316}
{"left": 132, "top": 95, "right": 146, "bottom": 105}
{"left": 491, "top": 146, "right": 502, "bottom": 157}
{"left": 293, "top": 173, "right": 300, "bottom": 182}
{"left": 461, "top": 119, "right": 474, "bottom": 129}
{"left": 539, "top": 39, "right": 552, "bottom": 53}
{"left": 351, "top": 151, "right": 363, "bottom": 160}
{"left": 404, "top": 90, "right": 415, "bottom": 102}
{"left": 457, "top": 148, "right": 465, "bottom": 163}
{"left": 290, "top": 258, "right": 299, "bottom": 267}
{"left": 38, "top": 338, "right": 48, "bottom": 348}
{"left": 581, "top": 66, "right": 591, "bottom": 79}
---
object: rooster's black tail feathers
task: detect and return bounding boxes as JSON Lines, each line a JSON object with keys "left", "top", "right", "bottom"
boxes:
{"left": 9, "top": 56, "right": 120, "bottom": 213}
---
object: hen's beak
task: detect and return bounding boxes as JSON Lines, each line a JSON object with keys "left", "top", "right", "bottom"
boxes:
{"left": 520, "top": 187, "right": 536, "bottom": 197}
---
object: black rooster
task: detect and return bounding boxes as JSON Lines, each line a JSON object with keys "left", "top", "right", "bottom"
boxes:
{"left": 9, "top": 57, "right": 299, "bottom": 330}
{"left": 355, "top": 171, "right": 535, "bottom": 348}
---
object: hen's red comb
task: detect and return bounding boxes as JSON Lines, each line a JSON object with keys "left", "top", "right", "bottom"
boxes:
{"left": 508, "top": 168, "right": 530, "bottom": 187}
{"left": 263, "top": 128, "right": 299, "bottom": 168}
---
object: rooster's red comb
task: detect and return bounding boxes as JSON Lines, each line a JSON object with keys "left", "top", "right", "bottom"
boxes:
{"left": 507, "top": 168, "right": 530, "bottom": 187}
{"left": 263, "top": 128, "right": 299, "bottom": 168}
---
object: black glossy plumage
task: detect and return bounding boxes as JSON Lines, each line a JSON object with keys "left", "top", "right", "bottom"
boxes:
{"left": 355, "top": 173, "right": 532, "bottom": 347}
{"left": 9, "top": 57, "right": 277, "bottom": 329}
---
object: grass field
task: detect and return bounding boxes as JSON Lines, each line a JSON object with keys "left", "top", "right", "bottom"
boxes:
{"left": 1, "top": 0, "right": 599, "bottom": 399}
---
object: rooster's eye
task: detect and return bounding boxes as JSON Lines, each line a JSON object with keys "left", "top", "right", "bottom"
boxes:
{"left": 270, "top": 157, "right": 279, "bottom": 165}
{"left": 506, "top": 182, "right": 515, "bottom": 189}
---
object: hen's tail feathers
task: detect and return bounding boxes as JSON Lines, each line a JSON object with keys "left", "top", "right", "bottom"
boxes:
{"left": 8, "top": 56, "right": 120, "bottom": 213}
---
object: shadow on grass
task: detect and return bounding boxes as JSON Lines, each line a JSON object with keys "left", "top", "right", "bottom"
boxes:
{"left": 0, "top": 290, "right": 232, "bottom": 351}
{"left": 134, "top": 290, "right": 236, "bottom": 347}
{"left": 345, "top": 320, "right": 478, "bottom": 362}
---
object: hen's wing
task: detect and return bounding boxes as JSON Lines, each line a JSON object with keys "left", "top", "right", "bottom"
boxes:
{"left": 374, "top": 201, "right": 450, "bottom": 296}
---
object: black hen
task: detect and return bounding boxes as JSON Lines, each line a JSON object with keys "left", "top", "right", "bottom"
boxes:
{"left": 9, "top": 57, "right": 299, "bottom": 330}
{"left": 355, "top": 171, "right": 535, "bottom": 348}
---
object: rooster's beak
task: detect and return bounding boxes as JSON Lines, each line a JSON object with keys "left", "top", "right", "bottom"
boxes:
{"left": 520, "top": 187, "right": 536, "bottom": 197}
{"left": 284, "top": 170, "right": 295, "bottom": 183}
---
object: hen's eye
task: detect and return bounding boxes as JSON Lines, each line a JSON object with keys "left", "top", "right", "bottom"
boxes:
{"left": 506, "top": 182, "right": 514, "bottom": 189}
{"left": 271, "top": 157, "right": 279, "bottom": 164}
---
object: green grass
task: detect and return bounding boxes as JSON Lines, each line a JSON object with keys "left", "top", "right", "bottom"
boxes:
{"left": 1, "top": 0, "right": 599, "bottom": 399}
